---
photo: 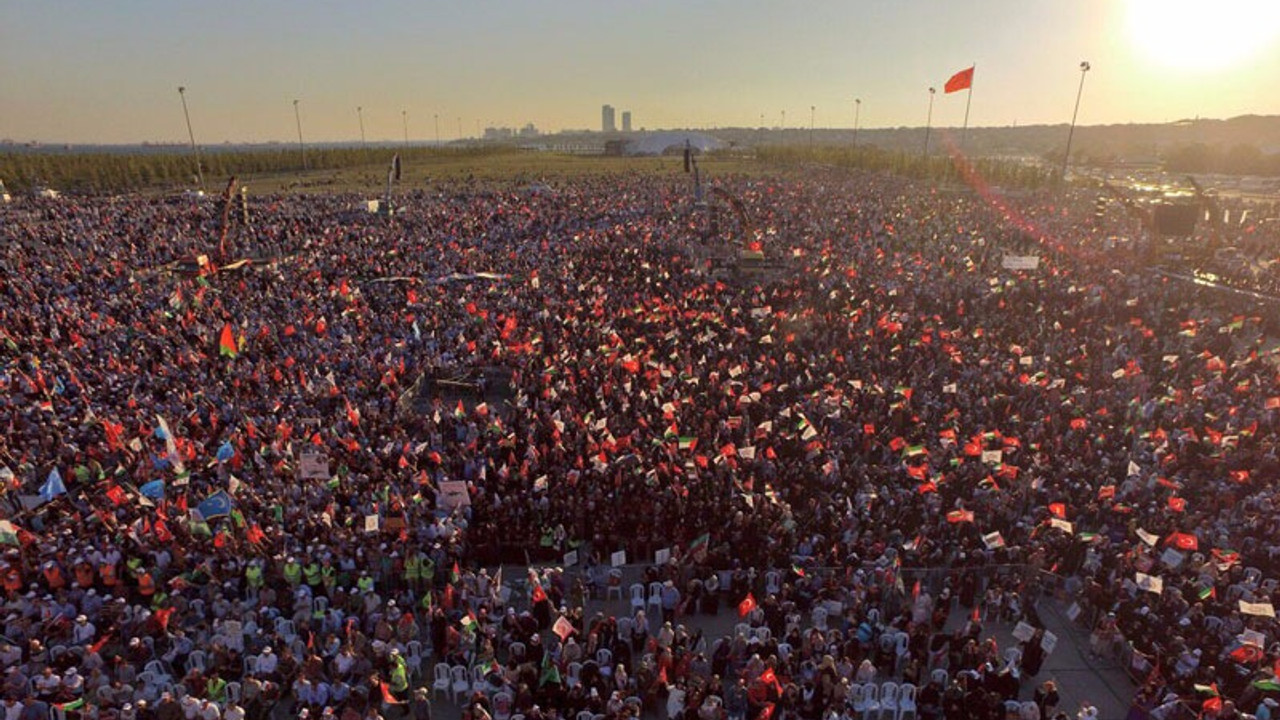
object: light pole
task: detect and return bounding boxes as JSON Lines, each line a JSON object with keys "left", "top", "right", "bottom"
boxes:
{"left": 457, "top": 117, "right": 462, "bottom": 140}
{"left": 402, "top": 110, "right": 409, "bottom": 148}
{"left": 923, "top": 87, "right": 936, "bottom": 157}
{"left": 293, "top": 99, "right": 307, "bottom": 170}
{"left": 357, "top": 106, "right": 366, "bottom": 148}
{"left": 853, "top": 98, "right": 861, "bottom": 147}
{"left": 177, "top": 86, "right": 204, "bottom": 189}
{"left": 809, "top": 105, "right": 816, "bottom": 147}
{"left": 434, "top": 114, "right": 440, "bottom": 145}
{"left": 781, "top": 110, "right": 786, "bottom": 131}
{"left": 1061, "top": 61, "right": 1091, "bottom": 180}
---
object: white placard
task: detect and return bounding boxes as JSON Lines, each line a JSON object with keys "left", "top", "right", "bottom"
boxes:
{"left": 299, "top": 450, "right": 331, "bottom": 480}
{"left": 1240, "top": 601, "right": 1276, "bottom": 618}
{"left": 1012, "top": 621, "right": 1036, "bottom": 642}
{"left": 436, "top": 480, "right": 471, "bottom": 509}
{"left": 981, "top": 450, "right": 1003, "bottom": 465}
{"left": 1041, "top": 631, "right": 1058, "bottom": 654}
{"left": 655, "top": 548, "right": 671, "bottom": 565}
{"left": 1002, "top": 255, "right": 1041, "bottom": 270}
{"left": 610, "top": 550, "right": 626, "bottom": 568}
{"left": 1159, "top": 548, "right": 1185, "bottom": 569}
{"left": 1049, "top": 518, "right": 1074, "bottom": 534}
{"left": 364, "top": 514, "right": 379, "bottom": 533}
{"left": 1135, "top": 573, "right": 1164, "bottom": 594}
{"left": 563, "top": 551, "right": 578, "bottom": 568}
{"left": 1065, "top": 603, "right": 1082, "bottom": 621}
{"left": 1240, "top": 629, "right": 1267, "bottom": 648}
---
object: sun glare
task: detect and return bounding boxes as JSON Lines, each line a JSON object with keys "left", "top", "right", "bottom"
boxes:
{"left": 1127, "top": 0, "right": 1280, "bottom": 72}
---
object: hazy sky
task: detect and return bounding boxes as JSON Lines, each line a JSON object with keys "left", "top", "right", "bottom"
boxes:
{"left": 4, "top": 0, "right": 1279, "bottom": 144}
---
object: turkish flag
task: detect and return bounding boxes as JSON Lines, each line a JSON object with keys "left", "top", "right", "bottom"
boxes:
{"left": 1048, "top": 503, "right": 1066, "bottom": 519}
{"left": 738, "top": 593, "right": 758, "bottom": 618}
{"left": 945, "top": 66, "right": 974, "bottom": 94}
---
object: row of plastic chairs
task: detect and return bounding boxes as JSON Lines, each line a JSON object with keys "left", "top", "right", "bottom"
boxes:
{"left": 848, "top": 682, "right": 918, "bottom": 720}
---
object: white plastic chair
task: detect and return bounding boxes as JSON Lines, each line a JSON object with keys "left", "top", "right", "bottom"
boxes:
{"left": 898, "top": 683, "right": 917, "bottom": 720}
{"left": 812, "top": 606, "right": 829, "bottom": 631}
{"left": 186, "top": 650, "right": 207, "bottom": 674}
{"left": 471, "top": 665, "right": 488, "bottom": 696}
{"left": 753, "top": 626, "right": 771, "bottom": 643}
{"left": 929, "top": 668, "right": 947, "bottom": 688}
{"left": 492, "top": 691, "right": 513, "bottom": 720}
{"left": 225, "top": 682, "right": 242, "bottom": 704}
{"left": 765, "top": 571, "right": 781, "bottom": 595}
{"left": 607, "top": 569, "right": 624, "bottom": 600}
{"left": 596, "top": 649, "right": 612, "bottom": 673}
{"left": 629, "top": 584, "right": 646, "bottom": 614}
{"left": 431, "top": 663, "right": 451, "bottom": 701}
{"left": 880, "top": 682, "right": 899, "bottom": 720}
{"left": 406, "top": 641, "right": 425, "bottom": 679}
{"left": 566, "top": 662, "right": 582, "bottom": 689}
{"left": 450, "top": 665, "right": 471, "bottom": 702}
{"left": 854, "top": 683, "right": 881, "bottom": 720}
{"left": 616, "top": 617, "right": 633, "bottom": 639}
{"left": 647, "top": 582, "right": 664, "bottom": 617}
{"left": 576, "top": 712, "right": 593, "bottom": 720}
{"left": 735, "top": 623, "right": 751, "bottom": 638}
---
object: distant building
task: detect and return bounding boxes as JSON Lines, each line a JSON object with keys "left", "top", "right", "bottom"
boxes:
{"left": 621, "top": 111, "right": 632, "bottom": 133}
{"left": 518, "top": 123, "right": 540, "bottom": 138}
{"left": 601, "top": 105, "right": 616, "bottom": 133}
{"left": 483, "top": 127, "right": 515, "bottom": 141}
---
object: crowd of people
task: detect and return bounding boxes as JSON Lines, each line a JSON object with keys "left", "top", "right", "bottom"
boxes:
{"left": 2, "top": 165, "right": 1280, "bottom": 720}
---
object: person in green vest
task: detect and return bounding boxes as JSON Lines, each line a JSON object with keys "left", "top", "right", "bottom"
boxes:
{"left": 357, "top": 572, "right": 374, "bottom": 594}
{"left": 303, "top": 558, "right": 322, "bottom": 588}
{"left": 245, "top": 561, "right": 264, "bottom": 594}
{"left": 282, "top": 557, "right": 302, "bottom": 588}
{"left": 387, "top": 649, "right": 409, "bottom": 698}
{"left": 206, "top": 673, "right": 228, "bottom": 704}
{"left": 421, "top": 557, "right": 435, "bottom": 588}
{"left": 403, "top": 552, "right": 422, "bottom": 593}
{"left": 320, "top": 560, "right": 337, "bottom": 596}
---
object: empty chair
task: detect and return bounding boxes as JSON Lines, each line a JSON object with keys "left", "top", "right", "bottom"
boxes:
{"left": 812, "top": 606, "right": 829, "bottom": 631}
{"left": 647, "top": 582, "right": 664, "bottom": 616}
{"left": 735, "top": 623, "right": 752, "bottom": 638}
{"left": 897, "top": 684, "right": 917, "bottom": 720}
{"left": 596, "top": 649, "right": 613, "bottom": 673}
{"left": 432, "top": 663, "right": 451, "bottom": 701}
{"left": 471, "top": 665, "right": 488, "bottom": 696}
{"left": 929, "top": 668, "right": 947, "bottom": 688}
{"left": 450, "top": 665, "right": 471, "bottom": 703}
{"left": 406, "top": 641, "right": 426, "bottom": 678}
{"left": 879, "top": 682, "right": 899, "bottom": 720}
{"left": 186, "top": 650, "right": 207, "bottom": 674}
{"left": 225, "top": 682, "right": 242, "bottom": 704}
{"left": 616, "top": 617, "right": 633, "bottom": 640}
{"left": 854, "top": 683, "right": 881, "bottom": 720}
{"left": 765, "top": 571, "right": 782, "bottom": 595}
{"left": 629, "top": 584, "right": 646, "bottom": 614}
{"left": 566, "top": 662, "right": 583, "bottom": 689}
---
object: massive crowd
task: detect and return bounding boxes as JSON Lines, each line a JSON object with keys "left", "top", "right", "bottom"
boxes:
{"left": 1, "top": 167, "right": 1280, "bottom": 720}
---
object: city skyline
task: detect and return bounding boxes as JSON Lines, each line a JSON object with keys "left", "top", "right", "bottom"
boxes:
{"left": 3, "top": 0, "right": 1279, "bottom": 144}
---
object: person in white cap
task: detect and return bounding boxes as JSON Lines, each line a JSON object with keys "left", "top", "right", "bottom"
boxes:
{"left": 71, "top": 614, "right": 96, "bottom": 644}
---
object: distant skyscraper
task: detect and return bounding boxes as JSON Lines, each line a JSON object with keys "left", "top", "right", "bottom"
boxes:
{"left": 621, "top": 111, "right": 632, "bottom": 133}
{"left": 602, "top": 105, "right": 616, "bottom": 133}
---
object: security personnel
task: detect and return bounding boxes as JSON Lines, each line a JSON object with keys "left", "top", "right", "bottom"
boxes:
{"left": 282, "top": 557, "right": 302, "bottom": 588}
{"left": 303, "top": 558, "right": 322, "bottom": 588}
{"left": 74, "top": 559, "right": 97, "bottom": 589}
{"left": 245, "top": 560, "right": 264, "bottom": 592}
{"left": 320, "top": 559, "right": 337, "bottom": 595}
{"left": 403, "top": 552, "right": 422, "bottom": 591}
{"left": 42, "top": 560, "right": 67, "bottom": 591}
{"left": 137, "top": 569, "right": 156, "bottom": 600}
{"left": 2, "top": 562, "right": 22, "bottom": 598}
{"left": 387, "top": 649, "right": 408, "bottom": 698}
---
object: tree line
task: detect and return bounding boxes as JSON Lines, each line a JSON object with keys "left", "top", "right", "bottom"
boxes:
{"left": 754, "top": 144, "right": 1058, "bottom": 190}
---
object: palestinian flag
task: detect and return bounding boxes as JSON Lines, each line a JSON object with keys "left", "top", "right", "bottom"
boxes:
{"left": 218, "top": 324, "right": 237, "bottom": 358}
{"left": 1198, "top": 585, "right": 1216, "bottom": 601}
{"left": 688, "top": 532, "right": 710, "bottom": 561}
{"left": 450, "top": 561, "right": 460, "bottom": 583}
{"left": 0, "top": 519, "right": 18, "bottom": 547}
{"left": 678, "top": 436, "right": 697, "bottom": 451}
{"left": 791, "top": 564, "right": 806, "bottom": 578}
{"left": 904, "top": 444, "right": 927, "bottom": 457}
{"left": 460, "top": 611, "right": 478, "bottom": 633}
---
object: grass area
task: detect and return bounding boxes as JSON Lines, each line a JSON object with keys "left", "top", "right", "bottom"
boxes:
{"left": 230, "top": 150, "right": 762, "bottom": 195}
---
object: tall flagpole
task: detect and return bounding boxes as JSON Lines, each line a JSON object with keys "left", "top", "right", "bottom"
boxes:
{"left": 923, "top": 87, "right": 936, "bottom": 157}
{"left": 1062, "top": 61, "right": 1091, "bottom": 181}
{"left": 962, "top": 64, "right": 974, "bottom": 149}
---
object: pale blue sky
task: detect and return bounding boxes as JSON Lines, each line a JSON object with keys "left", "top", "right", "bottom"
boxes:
{"left": 3, "top": 0, "right": 1279, "bottom": 144}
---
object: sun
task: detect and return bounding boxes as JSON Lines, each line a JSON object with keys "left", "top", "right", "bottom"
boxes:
{"left": 1127, "top": 0, "right": 1280, "bottom": 71}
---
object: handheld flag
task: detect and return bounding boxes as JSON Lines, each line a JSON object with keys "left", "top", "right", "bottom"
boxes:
{"left": 945, "top": 66, "right": 974, "bottom": 94}
{"left": 391, "top": 154, "right": 402, "bottom": 182}
{"left": 218, "top": 324, "right": 237, "bottom": 358}
{"left": 738, "top": 593, "right": 758, "bottom": 618}
{"left": 139, "top": 480, "right": 166, "bottom": 501}
{"left": 195, "top": 490, "right": 232, "bottom": 521}
{"left": 40, "top": 468, "right": 68, "bottom": 503}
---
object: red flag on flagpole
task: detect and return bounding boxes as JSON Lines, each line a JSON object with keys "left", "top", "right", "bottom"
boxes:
{"left": 945, "top": 66, "right": 974, "bottom": 94}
